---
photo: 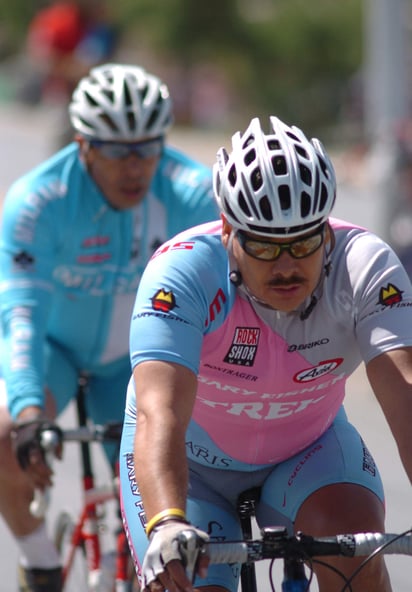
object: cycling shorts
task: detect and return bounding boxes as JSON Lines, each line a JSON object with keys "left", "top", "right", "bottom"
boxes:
{"left": 1, "top": 338, "right": 131, "bottom": 462}
{"left": 119, "top": 406, "right": 384, "bottom": 592}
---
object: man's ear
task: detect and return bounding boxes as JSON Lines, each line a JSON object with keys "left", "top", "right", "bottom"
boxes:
{"left": 221, "top": 214, "right": 233, "bottom": 248}
{"left": 76, "top": 134, "right": 90, "bottom": 163}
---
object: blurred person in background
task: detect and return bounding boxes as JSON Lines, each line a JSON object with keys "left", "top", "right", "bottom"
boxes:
{"left": 20, "top": 0, "right": 119, "bottom": 147}
{"left": 22, "top": 0, "right": 118, "bottom": 105}
{"left": 0, "top": 62, "right": 218, "bottom": 592}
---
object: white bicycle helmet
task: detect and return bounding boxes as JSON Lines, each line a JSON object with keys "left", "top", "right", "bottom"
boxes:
{"left": 69, "top": 63, "right": 173, "bottom": 140}
{"left": 214, "top": 116, "right": 336, "bottom": 237}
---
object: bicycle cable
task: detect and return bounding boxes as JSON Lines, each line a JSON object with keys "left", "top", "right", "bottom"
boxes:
{"left": 311, "top": 558, "right": 352, "bottom": 591}
{"left": 338, "top": 527, "right": 412, "bottom": 592}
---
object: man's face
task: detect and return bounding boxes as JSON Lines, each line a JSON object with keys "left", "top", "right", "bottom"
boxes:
{"left": 77, "top": 135, "right": 163, "bottom": 210}
{"left": 222, "top": 216, "right": 330, "bottom": 312}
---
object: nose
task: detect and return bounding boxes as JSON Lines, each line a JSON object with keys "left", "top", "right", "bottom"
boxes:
{"left": 123, "top": 154, "right": 147, "bottom": 175}
{"left": 270, "top": 250, "right": 298, "bottom": 276}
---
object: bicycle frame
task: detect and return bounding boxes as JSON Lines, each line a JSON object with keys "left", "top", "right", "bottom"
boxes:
{"left": 58, "top": 377, "right": 133, "bottom": 592}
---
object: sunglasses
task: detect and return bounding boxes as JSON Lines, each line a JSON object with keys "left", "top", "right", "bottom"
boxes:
{"left": 89, "top": 137, "right": 164, "bottom": 160}
{"left": 236, "top": 224, "right": 325, "bottom": 261}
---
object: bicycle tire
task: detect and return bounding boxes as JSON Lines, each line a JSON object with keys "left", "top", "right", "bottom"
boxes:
{"left": 54, "top": 510, "right": 89, "bottom": 592}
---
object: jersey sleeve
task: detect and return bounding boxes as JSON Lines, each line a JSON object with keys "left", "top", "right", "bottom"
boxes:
{"left": 0, "top": 174, "right": 67, "bottom": 419}
{"left": 130, "top": 230, "right": 230, "bottom": 375}
{"left": 348, "top": 231, "right": 412, "bottom": 362}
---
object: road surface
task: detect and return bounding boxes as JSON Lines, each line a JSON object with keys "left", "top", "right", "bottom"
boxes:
{"left": 0, "top": 104, "right": 410, "bottom": 590}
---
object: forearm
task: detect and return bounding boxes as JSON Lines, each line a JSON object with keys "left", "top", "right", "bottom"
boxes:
{"left": 382, "top": 409, "right": 412, "bottom": 485}
{"left": 1, "top": 300, "right": 49, "bottom": 419}
{"left": 367, "top": 348, "right": 412, "bottom": 485}
{"left": 134, "top": 414, "right": 188, "bottom": 520}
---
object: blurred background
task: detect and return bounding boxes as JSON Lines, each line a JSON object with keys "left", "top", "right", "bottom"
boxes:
{"left": 0, "top": 2, "right": 412, "bottom": 589}
{"left": 0, "top": 1, "right": 410, "bottom": 139}
{"left": 0, "top": 0, "right": 412, "bottom": 256}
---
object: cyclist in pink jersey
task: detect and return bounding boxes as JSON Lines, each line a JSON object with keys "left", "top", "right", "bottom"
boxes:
{"left": 120, "top": 116, "right": 412, "bottom": 592}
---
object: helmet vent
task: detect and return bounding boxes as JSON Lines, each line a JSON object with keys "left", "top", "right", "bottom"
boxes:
{"left": 251, "top": 168, "right": 263, "bottom": 190}
{"left": 228, "top": 164, "right": 237, "bottom": 187}
{"left": 259, "top": 196, "right": 273, "bottom": 221}
{"left": 243, "top": 134, "right": 254, "bottom": 149}
{"left": 126, "top": 111, "right": 137, "bottom": 131}
{"left": 300, "top": 192, "right": 311, "bottom": 217}
{"left": 319, "top": 183, "right": 328, "bottom": 211}
{"left": 272, "top": 155, "right": 287, "bottom": 175}
{"left": 147, "top": 104, "right": 161, "bottom": 130}
{"left": 317, "top": 155, "right": 328, "bottom": 177}
{"left": 224, "top": 197, "right": 240, "bottom": 224}
{"left": 100, "top": 113, "right": 118, "bottom": 132}
{"left": 238, "top": 191, "right": 252, "bottom": 217}
{"left": 76, "top": 116, "right": 92, "bottom": 132}
{"left": 140, "top": 83, "right": 149, "bottom": 102}
{"left": 296, "top": 146, "right": 308, "bottom": 159}
{"left": 84, "top": 91, "right": 99, "bottom": 107}
{"left": 299, "top": 164, "right": 312, "bottom": 186}
{"left": 244, "top": 149, "right": 255, "bottom": 166}
{"left": 102, "top": 89, "right": 115, "bottom": 105}
{"left": 286, "top": 132, "right": 299, "bottom": 142}
{"left": 268, "top": 139, "right": 281, "bottom": 150}
{"left": 123, "top": 81, "right": 133, "bottom": 106}
{"left": 278, "top": 185, "right": 291, "bottom": 211}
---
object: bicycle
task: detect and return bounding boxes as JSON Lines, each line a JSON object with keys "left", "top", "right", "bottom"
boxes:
{"left": 185, "top": 486, "right": 412, "bottom": 592}
{"left": 32, "top": 375, "right": 138, "bottom": 592}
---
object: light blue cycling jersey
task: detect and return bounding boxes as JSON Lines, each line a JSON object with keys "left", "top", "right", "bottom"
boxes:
{"left": 0, "top": 142, "right": 218, "bottom": 420}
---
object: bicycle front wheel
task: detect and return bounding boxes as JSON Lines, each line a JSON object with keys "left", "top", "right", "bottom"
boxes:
{"left": 54, "top": 511, "right": 89, "bottom": 592}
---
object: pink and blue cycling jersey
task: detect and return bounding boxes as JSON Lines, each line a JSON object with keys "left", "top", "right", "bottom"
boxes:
{"left": 126, "top": 218, "right": 412, "bottom": 471}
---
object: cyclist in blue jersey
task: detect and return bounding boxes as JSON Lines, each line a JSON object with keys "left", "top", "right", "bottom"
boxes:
{"left": 0, "top": 63, "right": 218, "bottom": 592}
{"left": 120, "top": 116, "right": 412, "bottom": 592}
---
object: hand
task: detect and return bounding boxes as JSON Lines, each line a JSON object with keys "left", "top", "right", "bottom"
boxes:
{"left": 11, "top": 419, "right": 63, "bottom": 488}
{"left": 142, "top": 520, "right": 209, "bottom": 592}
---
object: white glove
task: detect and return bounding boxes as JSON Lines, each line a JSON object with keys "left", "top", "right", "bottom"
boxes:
{"left": 142, "top": 521, "right": 209, "bottom": 588}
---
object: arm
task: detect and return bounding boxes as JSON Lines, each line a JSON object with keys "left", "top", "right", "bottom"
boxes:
{"left": 134, "top": 360, "right": 209, "bottom": 591}
{"left": 366, "top": 346, "right": 412, "bottom": 484}
{"left": 133, "top": 359, "right": 197, "bottom": 520}
{"left": 0, "top": 180, "right": 58, "bottom": 420}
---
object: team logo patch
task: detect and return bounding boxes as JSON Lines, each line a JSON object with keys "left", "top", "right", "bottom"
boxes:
{"left": 378, "top": 283, "right": 403, "bottom": 306}
{"left": 13, "top": 250, "right": 35, "bottom": 268}
{"left": 224, "top": 327, "right": 260, "bottom": 366}
{"left": 293, "top": 358, "right": 343, "bottom": 383}
{"left": 151, "top": 289, "right": 178, "bottom": 313}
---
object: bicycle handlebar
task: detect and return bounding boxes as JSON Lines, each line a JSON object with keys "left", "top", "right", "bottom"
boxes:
{"left": 29, "top": 429, "right": 60, "bottom": 518}
{"left": 203, "top": 527, "right": 412, "bottom": 564}
{"left": 29, "top": 423, "right": 122, "bottom": 518}
{"left": 59, "top": 422, "right": 123, "bottom": 443}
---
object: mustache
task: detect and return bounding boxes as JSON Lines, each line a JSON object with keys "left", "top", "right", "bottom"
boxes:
{"left": 267, "top": 275, "right": 306, "bottom": 287}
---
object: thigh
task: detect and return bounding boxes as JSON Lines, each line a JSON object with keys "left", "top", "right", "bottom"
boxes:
{"left": 85, "top": 359, "right": 131, "bottom": 425}
{"left": 86, "top": 358, "right": 131, "bottom": 462}
{"left": 120, "top": 415, "right": 248, "bottom": 592}
{"left": 255, "top": 410, "right": 385, "bottom": 533}
{"left": 38, "top": 339, "right": 79, "bottom": 414}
